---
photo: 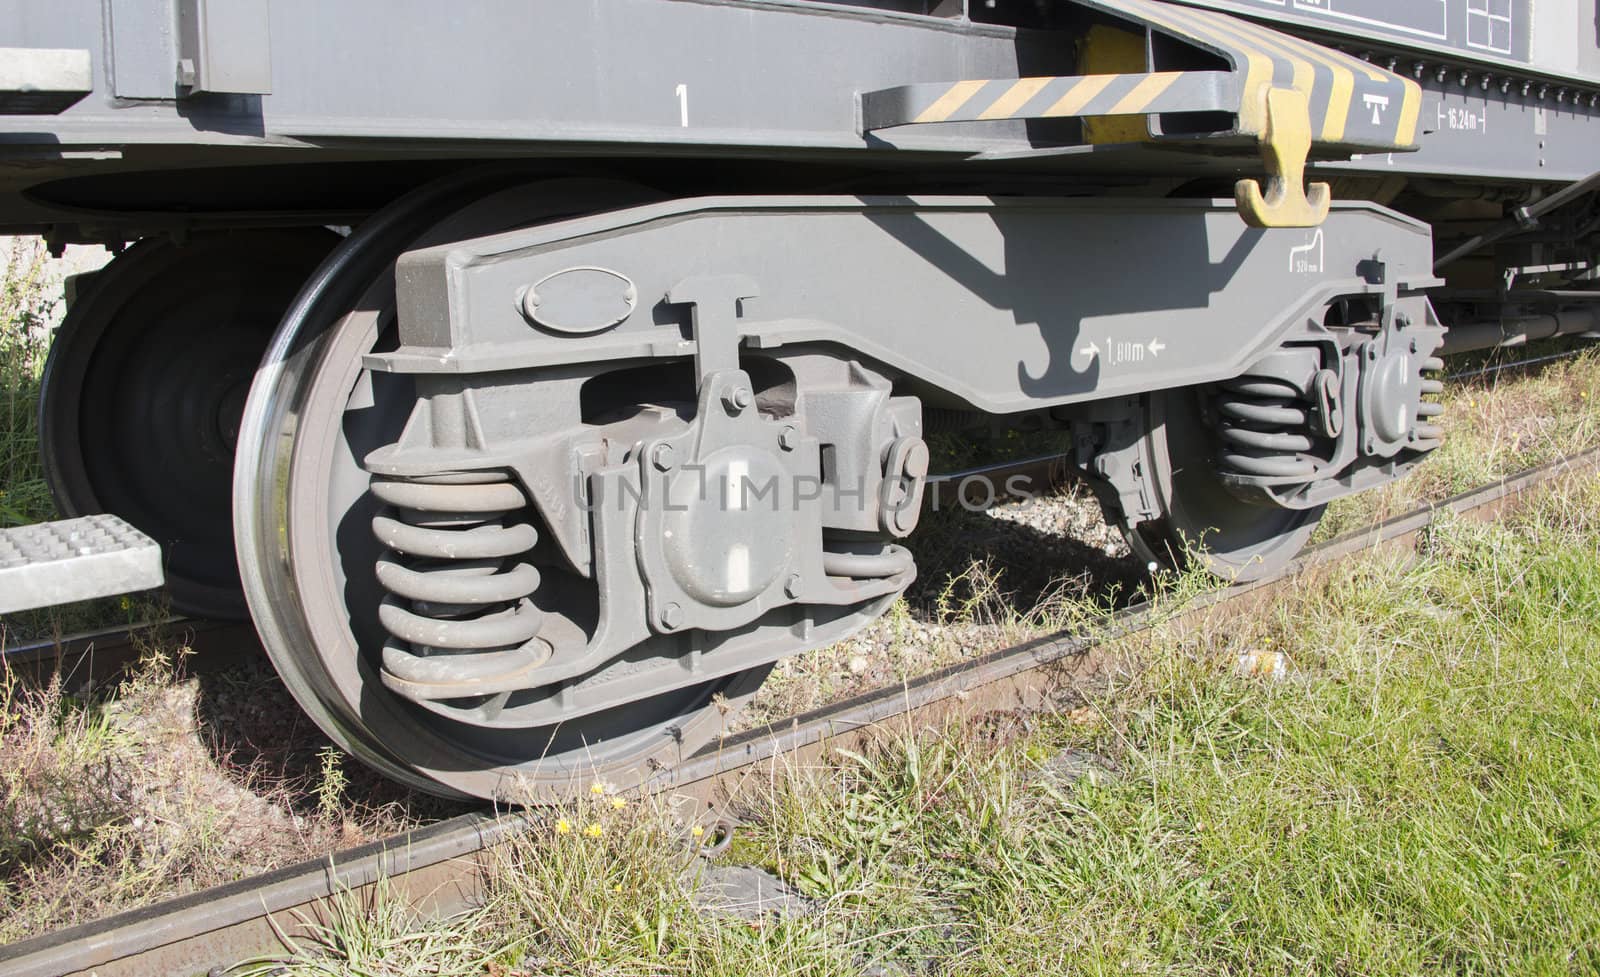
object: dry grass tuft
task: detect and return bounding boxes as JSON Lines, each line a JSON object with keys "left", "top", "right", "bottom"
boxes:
{"left": 0, "top": 648, "right": 459, "bottom": 943}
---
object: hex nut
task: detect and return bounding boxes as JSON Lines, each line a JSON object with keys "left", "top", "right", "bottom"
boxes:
{"left": 722, "top": 386, "right": 754, "bottom": 414}
{"left": 778, "top": 425, "right": 800, "bottom": 451}
{"left": 784, "top": 573, "right": 803, "bottom": 599}
{"left": 651, "top": 443, "right": 677, "bottom": 472}
{"left": 660, "top": 602, "right": 685, "bottom": 630}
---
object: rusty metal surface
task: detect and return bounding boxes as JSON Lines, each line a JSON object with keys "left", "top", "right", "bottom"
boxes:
{"left": 0, "top": 618, "right": 261, "bottom": 692}
{"left": 3, "top": 445, "right": 1595, "bottom": 977}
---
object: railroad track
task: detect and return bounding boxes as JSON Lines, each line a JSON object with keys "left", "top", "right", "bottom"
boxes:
{"left": 0, "top": 618, "right": 262, "bottom": 690}
{"left": 4, "top": 444, "right": 1595, "bottom": 977}
{"left": 0, "top": 453, "right": 1067, "bottom": 692}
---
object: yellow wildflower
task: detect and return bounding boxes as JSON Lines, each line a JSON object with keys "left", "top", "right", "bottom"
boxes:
{"left": 555, "top": 818, "right": 572, "bottom": 835}
{"left": 691, "top": 825, "right": 705, "bottom": 838}
{"left": 611, "top": 797, "right": 626, "bottom": 810}
{"left": 585, "top": 823, "right": 604, "bottom": 838}
{"left": 613, "top": 883, "right": 623, "bottom": 893}
{"left": 590, "top": 782, "right": 607, "bottom": 795}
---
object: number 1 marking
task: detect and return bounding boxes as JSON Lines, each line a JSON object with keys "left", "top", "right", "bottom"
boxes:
{"left": 675, "top": 84, "right": 688, "bottom": 127}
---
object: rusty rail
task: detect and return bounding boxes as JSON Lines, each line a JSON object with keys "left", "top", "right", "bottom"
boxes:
{"left": 3, "top": 445, "right": 1597, "bottom": 977}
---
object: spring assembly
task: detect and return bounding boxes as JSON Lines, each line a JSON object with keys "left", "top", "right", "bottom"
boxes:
{"left": 1213, "top": 375, "right": 1322, "bottom": 482}
{"left": 369, "top": 471, "right": 551, "bottom": 702}
{"left": 1415, "top": 356, "right": 1446, "bottom": 447}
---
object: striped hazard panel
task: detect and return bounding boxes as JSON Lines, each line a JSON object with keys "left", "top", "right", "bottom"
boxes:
{"left": 858, "top": 0, "right": 1421, "bottom": 227}
{"left": 860, "top": 0, "right": 1420, "bottom": 152}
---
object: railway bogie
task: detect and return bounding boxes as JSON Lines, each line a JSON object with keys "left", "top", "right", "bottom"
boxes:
{"left": 4, "top": 0, "right": 1598, "bottom": 798}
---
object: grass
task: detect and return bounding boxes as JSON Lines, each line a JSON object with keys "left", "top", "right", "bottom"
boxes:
{"left": 0, "top": 647, "right": 462, "bottom": 944}
{"left": 232, "top": 474, "right": 1600, "bottom": 976}
{"left": 0, "top": 239, "right": 56, "bottom": 528}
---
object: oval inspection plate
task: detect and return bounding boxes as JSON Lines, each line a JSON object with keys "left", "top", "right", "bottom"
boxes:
{"left": 520, "top": 266, "right": 637, "bottom": 334}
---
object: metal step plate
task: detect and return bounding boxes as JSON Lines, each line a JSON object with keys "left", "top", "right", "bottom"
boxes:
{"left": 0, "top": 515, "right": 163, "bottom": 614}
{"left": 0, "top": 48, "right": 92, "bottom": 115}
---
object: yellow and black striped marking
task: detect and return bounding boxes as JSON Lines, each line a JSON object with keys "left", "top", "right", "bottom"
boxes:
{"left": 862, "top": 70, "right": 1238, "bottom": 132}
{"left": 858, "top": 0, "right": 1421, "bottom": 154}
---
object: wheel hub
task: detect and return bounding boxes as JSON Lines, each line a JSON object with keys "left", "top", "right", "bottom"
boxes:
{"left": 659, "top": 444, "right": 795, "bottom": 607}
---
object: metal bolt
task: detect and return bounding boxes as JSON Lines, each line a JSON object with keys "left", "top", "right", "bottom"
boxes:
{"left": 784, "top": 573, "right": 803, "bottom": 599}
{"left": 1409, "top": 338, "right": 1420, "bottom": 353}
{"left": 659, "top": 602, "right": 684, "bottom": 630}
{"left": 778, "top": 425, "right": 800, "bottom": 451}
{"left": 1395, "top": 311, "right": 1411, "bottom": 329}
{"left": 722, "top": 386, "right": 754, "bottom": 414}
{"left": 1458, "top": 70, "right": 1470, "bottom": 87}
{"left": 651, "top": 442, "right": 677, "bottom": 472}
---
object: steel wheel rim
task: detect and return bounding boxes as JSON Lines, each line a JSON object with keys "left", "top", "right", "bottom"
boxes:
{"left": 1129, "top": 387, "right": 1323, "bottom": 582}
{"left": 234, "top": 171, "right": 771, "bottom": 800}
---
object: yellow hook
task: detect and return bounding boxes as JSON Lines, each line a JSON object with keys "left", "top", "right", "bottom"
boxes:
{"left": 1235, "top": 87, "right": 1331, "bottom": 229}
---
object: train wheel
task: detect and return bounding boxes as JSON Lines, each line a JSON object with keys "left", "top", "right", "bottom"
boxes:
{"left": 1123, "top": 387, "right": 1324, "bottom": 582}
{"left": 39, "top": 230, "right": 339, "bottom": 618}
{"left": 233, "top": 173, "right": 776, "bottom": 800}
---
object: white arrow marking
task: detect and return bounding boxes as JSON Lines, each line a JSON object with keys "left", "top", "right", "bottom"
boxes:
{"left": 1079, "top": 340, "right": 1101, "bottom": 360}
{"left": 1147, "top": 338, "right": 1166, "bottom": 356}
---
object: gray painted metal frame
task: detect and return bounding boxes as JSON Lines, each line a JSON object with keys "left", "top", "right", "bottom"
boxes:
{"left": 381, "top": 195, "right": 1435, "bottom": 413}
{"left": 5, "top": 0, "right": 1600, "bottom": 235}
{"left": 1178, "top": 0, "right": 1538, "bottom": 69}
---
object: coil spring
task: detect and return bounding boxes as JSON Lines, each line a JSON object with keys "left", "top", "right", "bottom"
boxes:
{"left": 1415, "top": 356, "right": 1446, "bottom": 445}
{"left": 369, "top": 472, "right": 550, "bottom": 702}
{"left": 1214, "top": 375, "right": 1321, "bottom": 481}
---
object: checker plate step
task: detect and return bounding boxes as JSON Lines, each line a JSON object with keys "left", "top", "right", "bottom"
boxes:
{"left": 0, "top": 515, "right": 163, "bottom": 614}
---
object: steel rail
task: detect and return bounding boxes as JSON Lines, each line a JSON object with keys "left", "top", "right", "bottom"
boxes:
{"left": 3, "top": 444, "right": 1596, "bottom": 977}
{"left": 0, "top": 618, "right": 261, "bottom": 690}
{"left": 1445, "top": 346, "right": 1595, "bottom": 382}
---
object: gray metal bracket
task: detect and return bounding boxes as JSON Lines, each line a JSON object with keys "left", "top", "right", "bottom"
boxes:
{"left": 668, "top": 275, "right": 759, "bottom": 391}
